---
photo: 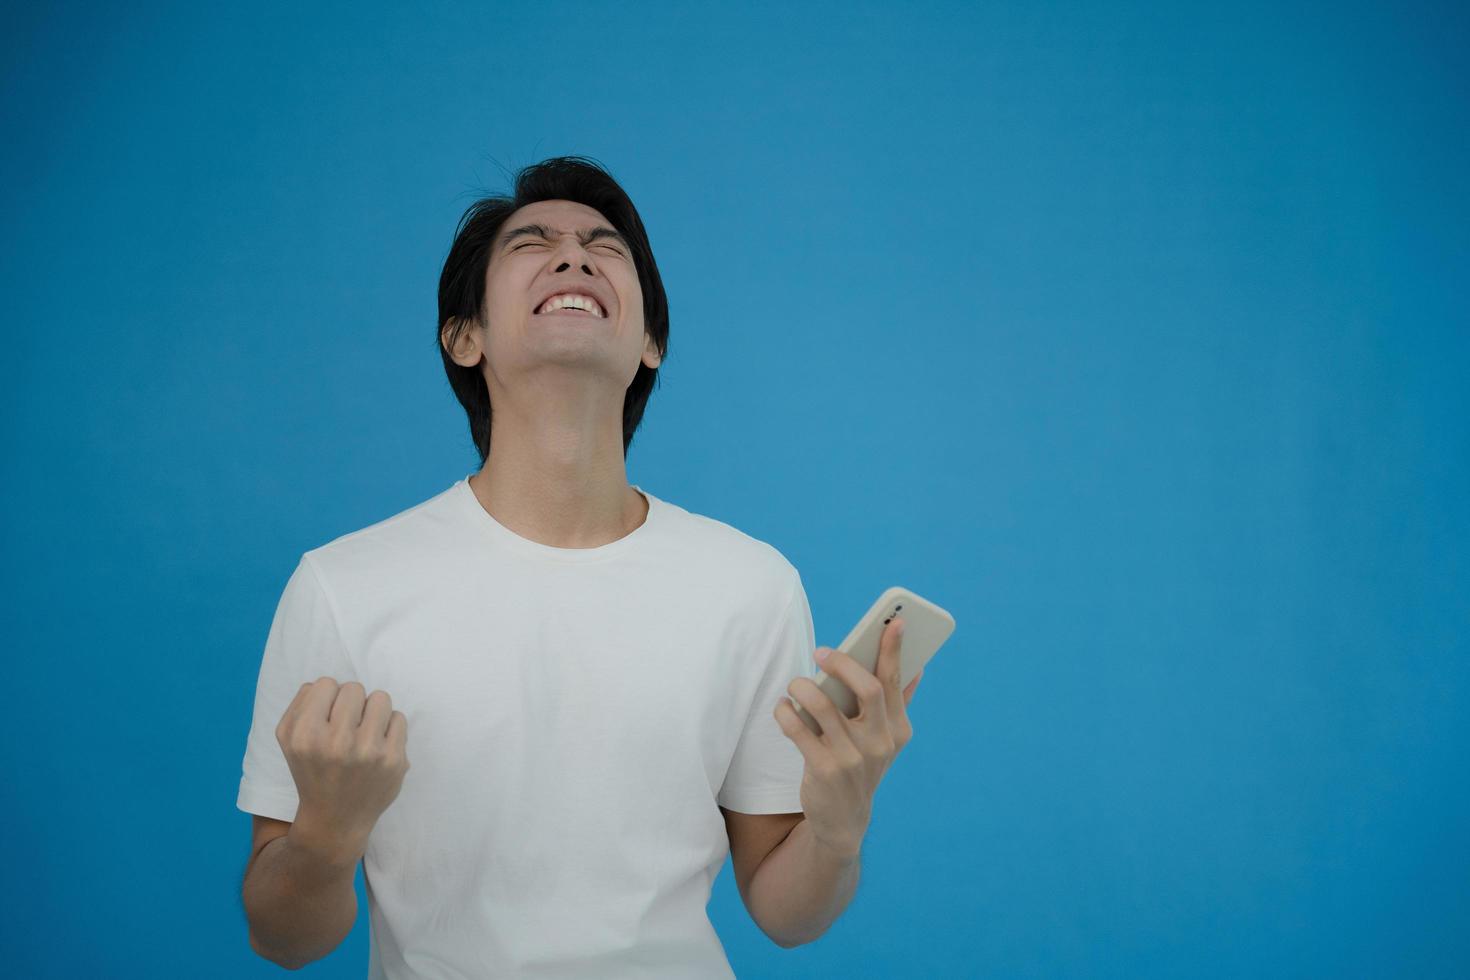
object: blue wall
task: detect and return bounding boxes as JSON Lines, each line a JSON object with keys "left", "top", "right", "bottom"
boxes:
{"left": 2, "top": 1, "right": 1465, "bottom": 976}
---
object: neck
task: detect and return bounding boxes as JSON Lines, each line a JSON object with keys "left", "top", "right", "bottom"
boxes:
{"left": 467, "top": 401, "right": 647, "bottom": 549}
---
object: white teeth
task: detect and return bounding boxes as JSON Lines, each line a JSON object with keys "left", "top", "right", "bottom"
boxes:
{"left": 537, "top": 293, "right": 604, "bottom": 317}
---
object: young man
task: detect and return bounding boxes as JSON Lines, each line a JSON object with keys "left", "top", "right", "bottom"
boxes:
{"left": 237, "top": 156, "right": 916, "bottom": 978}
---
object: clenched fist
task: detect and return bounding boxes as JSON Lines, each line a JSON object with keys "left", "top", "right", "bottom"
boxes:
{"left": 275, "top": 677, "right": 410, "bottom": 853}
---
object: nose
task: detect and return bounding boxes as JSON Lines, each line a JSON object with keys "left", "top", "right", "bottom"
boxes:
{"left": 549, "top": 235, "right": 598, "bottom": 274}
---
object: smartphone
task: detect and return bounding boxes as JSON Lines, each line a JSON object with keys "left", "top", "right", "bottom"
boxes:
{"left": 792, "top": 586, "right": 956, "bottom": 737}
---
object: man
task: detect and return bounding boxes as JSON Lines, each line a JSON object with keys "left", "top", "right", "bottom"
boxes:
{"left": 237, "top": 155, "right": 921, "bottom": 978}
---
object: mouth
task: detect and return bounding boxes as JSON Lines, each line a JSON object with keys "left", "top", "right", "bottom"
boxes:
{"left": 534, "top": 292, "right": 608, "bottom": 318}
{"left": 536, "top": 307, "right": 603, "bottom": 319}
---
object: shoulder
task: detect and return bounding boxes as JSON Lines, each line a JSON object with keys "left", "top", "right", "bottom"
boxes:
{"left": 301, "top": 481, "right": 465, "bottom": 587}
{"left": 654, "top": 494, "right": 802, "bottom": 599}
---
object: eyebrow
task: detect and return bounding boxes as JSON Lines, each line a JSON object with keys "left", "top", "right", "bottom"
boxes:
{"left": 497, "top": 223, "right": 630, "bottom": 252}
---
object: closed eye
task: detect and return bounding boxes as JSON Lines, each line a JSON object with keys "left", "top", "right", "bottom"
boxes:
{"left": 514, "top": 242, "right": 624, "bottom": 255}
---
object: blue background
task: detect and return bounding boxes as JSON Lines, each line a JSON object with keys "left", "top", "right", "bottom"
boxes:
{"left": 3, "top": 1, "right": 1466, "bottom": 976}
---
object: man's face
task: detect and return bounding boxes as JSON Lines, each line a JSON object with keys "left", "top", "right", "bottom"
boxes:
{"left": 448, "top": 198, "right": 660, "bottom": 391}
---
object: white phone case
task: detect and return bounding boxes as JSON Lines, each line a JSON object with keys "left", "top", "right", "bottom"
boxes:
{"left": 792, "top": 585, "right": 956, "bottom": 736}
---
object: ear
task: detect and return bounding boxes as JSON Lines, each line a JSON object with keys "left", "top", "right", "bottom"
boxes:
{"left": 442, "top": 317, "right": 483, "bottom": 368}
{"left": 642, "top": 331, "right": 662, "bottom": 370}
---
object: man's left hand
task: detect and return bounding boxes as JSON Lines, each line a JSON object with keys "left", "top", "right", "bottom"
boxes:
{"left": 773, "top": 616, "right": 923, "bottom": 857}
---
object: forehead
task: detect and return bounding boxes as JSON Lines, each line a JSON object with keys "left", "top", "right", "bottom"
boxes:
{"left": 501, "top": 199, "right": 611, "bottom": 233}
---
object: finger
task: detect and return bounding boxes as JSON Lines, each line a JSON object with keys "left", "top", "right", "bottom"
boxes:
{"left": 902, "top": 666, "right": 924, "bottom": 708}
{"left": 387, "top": 710, "right": 409, "bottom": 759}
{"left": 813, "top": 647, "right": 886, "bottom": 722}
{"left": 283, "top": 681, "right": 313, "bottom": 720}
{"left": 773, "top": 697, "right": 824, "bottom": 761}
{"left": 298, "top": 676, "right": 340, "bottom": 723}
{"left": 276, "top": 682, "right": 315, "bottom": 742}
{"left": 330, "top": 681, "right": 367, "bottom": 729}
{"left": 361, "top": 690, "right": 394, "bottom": 738}
{"left": 879, "top": 618, "right": 907, "bottom": 723}
{"left": 878, "top": 617, "right": 905, "bottom": 693}
{"left": 788, "top": 676, "right": 858, "bottom": 753}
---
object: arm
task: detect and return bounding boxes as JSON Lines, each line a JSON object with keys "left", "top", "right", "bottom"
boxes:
{"left": 744, "top": 816, "right": 861, "bottom": 949}
{"left": 242, "top": 813, "right": 363, "bottom": 970}
{"left": 756, "top": 618, "right": 923, "bottom": 947}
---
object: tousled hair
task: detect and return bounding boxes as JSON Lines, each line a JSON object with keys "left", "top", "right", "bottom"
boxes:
{"left": 437, "top": 155, "right": 669, "bottom": 464}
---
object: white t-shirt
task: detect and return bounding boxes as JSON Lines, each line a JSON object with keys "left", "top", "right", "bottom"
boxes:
{"left": 237, "top": 475, "right": 817, "bottom": 979}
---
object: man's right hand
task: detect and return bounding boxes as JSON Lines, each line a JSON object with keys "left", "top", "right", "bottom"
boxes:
{"left": 275, "top": 677, "right": 411, "bottom": 861}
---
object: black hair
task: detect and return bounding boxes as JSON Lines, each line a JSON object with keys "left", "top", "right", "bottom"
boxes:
{"left": 437, "top": 155, "right": 669, "bottom": 464}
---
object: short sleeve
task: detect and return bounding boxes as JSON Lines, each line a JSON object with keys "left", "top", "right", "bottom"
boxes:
{"left": 236, "top": 554, "right": 359, "bottom": 823}
{"left": 717, "top": 568, "right": 818, "bottom": 814}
